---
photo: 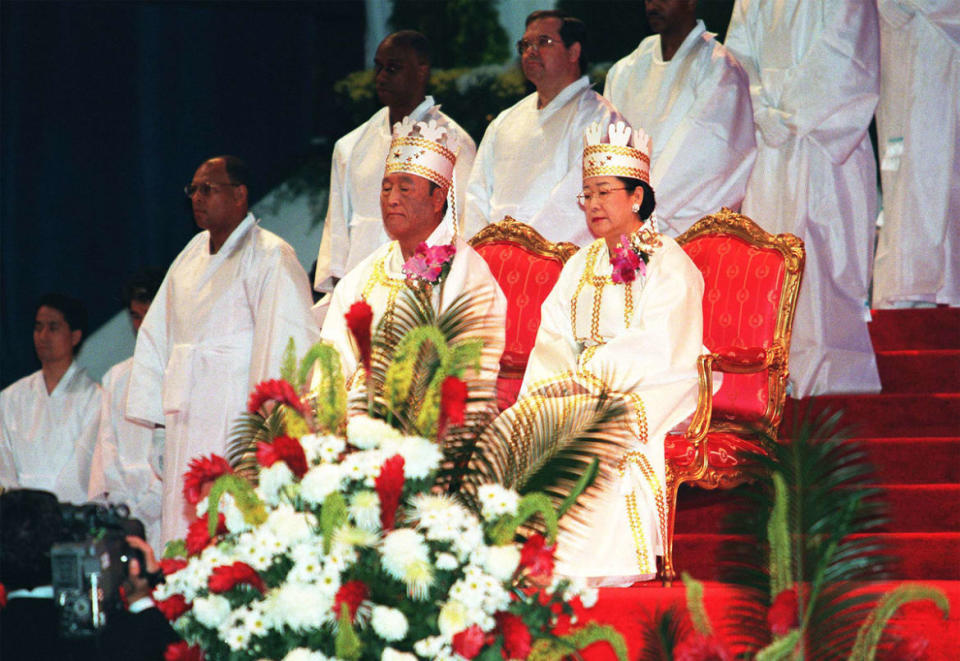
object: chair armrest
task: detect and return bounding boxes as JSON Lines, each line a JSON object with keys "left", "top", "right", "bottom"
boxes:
{"left": 684, "top": 354, "right": 715, "bottom": 446}
{"left": 713, "top": 345, "right": 774, "bottom": 374}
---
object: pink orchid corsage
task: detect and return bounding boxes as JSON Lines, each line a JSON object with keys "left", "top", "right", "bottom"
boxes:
{"left": 610, "top": 233, "right": 648, "bottom": 284}
{"left": 402, "top": 241, "right": 457, "bottom": 284}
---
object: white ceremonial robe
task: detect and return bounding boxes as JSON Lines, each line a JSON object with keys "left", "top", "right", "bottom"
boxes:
{"left": 725, "top": 0, "right": 882, "bottom": 396}
{"left": 127, "top": 213, "right": 321, "bottom": 545}
{"left": 321, "top": 222, "right": 507, "bottom": 393}
{"left": 0, "top": 362, "right": 102, "bottom": 503}
{"left": 515, "top": 234, "right": 704, "bottom": 585}
{"left": 873, "top": 0, "right": 960, "bottom": 308}
{"left": 463, "top": 76, "right": 625, "bottom": 246}
{"left": 603, "top": 20, "right": 757, "bottom": 237}
{"left": 88, "top": 358, "right": 164, "bottom": 550}
{"left": 314, "top": 96, "right": 477, "bottom": 295}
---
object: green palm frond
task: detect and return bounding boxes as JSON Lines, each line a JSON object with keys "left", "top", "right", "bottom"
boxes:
{"left": 225, "top": 408, "right": 285, "bottom": 481}
{"left": 636, "top": 604, "right": 692, "bottom": 661}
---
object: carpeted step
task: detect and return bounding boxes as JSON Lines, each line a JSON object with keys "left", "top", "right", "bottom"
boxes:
{"left": 865, "top": 437, "right": 960, "bottom": 484}
{"left": 869, "top": 307, "right": 960, "bottom": 351}
{"left": 876, "top": 349, "right": 960, "bottom": 393}
{"left": 782, "top": 394, "right": 960, "bottom": 437}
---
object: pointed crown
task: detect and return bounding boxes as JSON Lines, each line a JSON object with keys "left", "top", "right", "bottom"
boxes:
{"left": 384, "top": 117, "right": 459, "bottom": 192}
{"left": 582, "top": 121, "right": 651, "bottom": 183}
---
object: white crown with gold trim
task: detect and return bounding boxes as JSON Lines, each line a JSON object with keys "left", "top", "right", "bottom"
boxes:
{"left": 582, "top": 121, "right": 651, "bottom": 183}
{"left": 384, "top": 116, "right": 459, "bottom": 192}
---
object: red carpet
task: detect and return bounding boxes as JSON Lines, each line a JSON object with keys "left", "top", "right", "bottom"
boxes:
{"left": 577, "top": 308, "right": 960, "bottom": 659}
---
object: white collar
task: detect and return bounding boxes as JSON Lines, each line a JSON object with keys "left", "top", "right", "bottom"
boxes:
{"left": 538, "top": 76, "right": 591, "bottom": 124}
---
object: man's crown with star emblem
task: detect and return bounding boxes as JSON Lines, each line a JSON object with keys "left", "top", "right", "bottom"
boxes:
{"left": 384, "top": 116, "right": 459, "bottom": 192}
{"left": 582, "top": 120, "right": 651, "bottom": 183}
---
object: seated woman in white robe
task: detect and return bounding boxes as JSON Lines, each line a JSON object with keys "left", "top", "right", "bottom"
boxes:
{"left": 510, "top": 122, "right": 706, "bottom": 586}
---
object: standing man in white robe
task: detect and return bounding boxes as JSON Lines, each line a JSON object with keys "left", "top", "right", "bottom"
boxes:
{"left": 88, "top": 269, "right": 165, "bottom": 550}
{"left": 314, "top": 31, "right": 476, "bottom": 316}
{"left": 0, "top": 294, "right": 101, "bottom": 503}
{"left": 725, "top": 0, "right": 882, "bottom": 396}
{"left": 463, "top": 10, "right": 624, "bottom": 246}
{"left": 603, "top": 0, "right": 756, "bottom": 237}
{"left": 127, "top": 155, "right": 321, "bottom": 545}
{"left": 872, "top": 0, "right": 960, "bottom": 309}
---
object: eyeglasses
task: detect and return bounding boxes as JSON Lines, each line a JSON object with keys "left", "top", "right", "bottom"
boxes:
{"left": 577, "top": 187, "right": 628, "bottom": 205}
{"left": 184, "top": 182, "right": 240, "bottom": 198}
{"left": 516, "top": 34, "right": 561, "bottom": 56}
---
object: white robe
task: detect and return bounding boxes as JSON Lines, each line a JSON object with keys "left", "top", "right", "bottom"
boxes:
{"left": 127, "top": 213, "right": 321, "bottom": 545}
{"left": 88, "top": 357, "right": 164, "bottom": 550}
{"left": 603, "top": 20, "right": 757, "bottom": 236}
{"left": 321, "top": 223, "right": 507, "bottom": 394}
{"left": 872, "top": 0, "right": 960, "bottom": 308}
{"left": 725, "top": 0, "right": 882, "bottom": 396}
{"left": 462, "top": 76, "right": 625, "bottom": 246}
{"left": 314, "top": 96, "right": 477, "bottom": 295}
{"left": 0, "top": 362, "right": 102, "bottom": 503}
{"left": 515, "top": 234, "right": 704, "bottom": 585}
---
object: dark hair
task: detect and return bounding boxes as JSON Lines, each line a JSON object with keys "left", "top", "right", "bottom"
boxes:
{"left": 385, "top": 30, "right": 432, "bottom": 66}
{"left": 36, "top": 292, "right": 87, "bottom": 352}
{"left": 0, "top": 489, "right": 64, "bottom": 590}
{"left": 210, "top": 154, "right": 251, "bottom": 201}
{"left": 122, "top": 267, "right": 165, "bottom": 308}
{"left": 617, "top": 176, "right": 657, "bottom": 220}
{"left": 525, "top": 10, "right": 588, "bottom": 73}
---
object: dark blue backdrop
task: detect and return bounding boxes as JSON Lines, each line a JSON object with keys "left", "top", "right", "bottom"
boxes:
{"left": 1, "top": 1, "right": 365, "bottom": 387}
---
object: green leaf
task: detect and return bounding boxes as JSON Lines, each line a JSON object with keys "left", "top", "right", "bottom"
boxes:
{"left": 206, "top": 473, "right": 268, "bottom": 535}
{"left": 848, "top": 584, "right": 950, "bottom": 661}
{"left": 334, "top": 603, "right": 363, "bottom": 660}
{"left": 302, "top": 342, "right": 347, "bottom": 433}
{"left": 528, "top": 623, "right": 628, "bottom": 661}
{"left": 768, "top": 471, "right": 792, "bottom": 596}
{"left": 489, "top": 492, "right": 559, "bottom": 545}
{"left": 162, "top": 539, "right": 187, "bottom": 559}
{"left": 279, "top": 337, "right": 298, "bottom": 388}
{"left": 755, "top": 629, "right": 802, "bottom": 661}
{"left": 556, "top": 457, "right": 600, "bottom": 518}
{"left": 320, "top": 491, "right": 348, "bottom": 554}
{"left": 682, "top": 572, "right": 713, "bottom": 636}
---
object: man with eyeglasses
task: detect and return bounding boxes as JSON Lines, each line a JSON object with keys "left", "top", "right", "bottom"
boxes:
{"left": 463, "top": 9, "right": 624, "bottom": 245}
{"left": 126, "top": 155, "right": 320, "bottom": 545}
{"left": 313, "top": 31, "right": 476, "bottom": 325}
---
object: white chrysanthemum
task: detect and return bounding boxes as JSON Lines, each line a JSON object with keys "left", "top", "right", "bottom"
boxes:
{"left": 263, "top": 582, "right": 334, "bottom": 631}
{"left": 476, "top": 484, "right": 519, "bottom": 520}
{"left": 301, "top": 463, "right": 343, "bottom": 505}
{"left": 340, "top": 449, "right": 385, "bottom": 486}
{"left": 192, "top": 594, "right": 232, "bottom": 628}
{"left": 371, "top": 605, "right": 409, "bottom": 642}
{"left": 300, "top": 433, "right": 344, "bottom": 466}
{"left": 283, "top": 648, "right": 331, "bottom": 661}
{"left": 347, "top": 415, "right": 401, "bottom": 449}
{"left": 380, "top": 529, "right": 429, "bottom": 580}
{"left": 221, "top": 625, "right": 251, "bottom": 651}
{"left": 323, "top": 542, "right": 358, "bottom": 572}
{"left": 240, "top": 604, "right": 270, "bottom": 637}
{"left": 482, "top": 545, "right": 521, "bottom": 581}
{"left": 437, "top": 600, "right": 469, "bottom": 638}
{"left": 451, "top": 524, "right": 484, "bottom": 560}
{"left": 382, "top": 649, "right": 417, "bottom": 661}
{"left": 579, "top": 587, "right": 599, "bottom": 609}
{"left": 448, "top": 573, "right": 488, "bottom": 611}
{"left": 435, "top": 552, "right": 459, "bottom": 571}
{"left": 349, "top": 490, "right": 380, "bottom": 531}
{"left": 414, "top": 635, "right": 447, "bottom": 657}
{"left": 265, "top": 503, "right": 313, "bottom": 543}
{"left": 315, "top": 564, "right": 342, "bottom": 597}
{"left": 258, "top": 461, "right": 295, "bottom": 504}
{"left": 319, "top": 435, "right": 346, "bottom": 463}
{"left": 384, "top": 435, "right": 442, "bottom": 479}
{"left": 333, "top": 524, "right": 379, "bottom": 549}
{"left": 287, "top": 544, "right": 326, "bottom": 584}
{"left": 237, "top": 533, "right": 274, "bottom": 571}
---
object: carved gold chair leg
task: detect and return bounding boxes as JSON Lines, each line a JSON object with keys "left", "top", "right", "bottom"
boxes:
{"left": 660, "top": 472, "right": 681, "bottom": 586}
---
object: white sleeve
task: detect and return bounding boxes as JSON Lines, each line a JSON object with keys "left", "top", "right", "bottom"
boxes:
{"left": 0, "top": 392, "right": 19, "bottom": 489}
{"left": 315, "top": 141, "right": 351, "bottom": 292}
{"left": 126, "top": 277, "right": 170, "bottom": 427}
{"left": 462, "top": 120, "right": 498, "bottom": 238}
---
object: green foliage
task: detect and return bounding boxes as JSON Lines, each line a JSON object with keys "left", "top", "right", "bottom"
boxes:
{"left": 489, "top": 492, "right": 559, "bottom": 545}
{"left": 682, "top": 573, "right": 713, "bottom": 636}
{"left": 206, "top": 474, "right": 268, "bottom": 536}
{"left": 334, "top": 603, "right": 363, "bottom": 660}
{"left": 226, "top": 408, "right": 287, "bottom": 479}
{"left": 279, "top": 337, "right": 298, "bottom": 386}
{"left": 528, "top": 623, "right": 628, "bottom": 661}
{"left": 755, "top": 629, "right": 802, "bottom": 661}
{"left": 389, "top": 0, "right": 509, "bottom": 68}
{"left": 767, "top": 472, "right": 792, "bottom": 597}
{"left": 635, "top": 604, "right": 692, "bottom": 661}
{"left": 303, "top": 342, "right": 347, "bottom": 433}
{"left": 848, "top": 584, "right": 950, "bottom": 661}
{"left": 320, "top": 491, "right": 348, "bottom": 554}
{"left": 163, "top": 539, "right": 187, "bottom": 560}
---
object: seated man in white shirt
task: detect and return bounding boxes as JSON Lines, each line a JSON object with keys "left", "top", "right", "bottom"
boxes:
{"left": 89, "top": 268, "right": 166, "bottom": 550}
{"left": 463, "top": 9, "right": 624, "bottom": 245}
{"left": 322, "top": 116, "right": 506, "bottom": 399}
{"left": 0, "top": 294, "right": 101, "bottom": 503}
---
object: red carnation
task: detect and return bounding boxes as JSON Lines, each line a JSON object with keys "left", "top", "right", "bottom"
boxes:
{"left": 256, "top": 435, "right": 308, "bottom": 478}
{"left": 345, "top": 300, "right": 374, "bottom": 373}
{"left": 333, "top": 580, "right": 369, "bottom": 623}
{"left": 768, "top": 586, "right": 799, "bottom": 636}
{"left": 438, "top": 375, "right": 468, "bottom": 438}
{"left": 495, "top": 611, "right": 532, "bottom": 660}
{"left": 375, "top": 454, "right": 405, "bottom": 531}
{"left": 519, "top": 533, "right": 556, "bottom": 580}
{"left": 247, "top": 378, "right": 307, "bottom": 416}
{"left": 185, "top": 513, "right": 227, "bottom": 556}
{"left": 452, "top": 624, "right": 487, "bottom": 659}
{"left": 208, "top": 561, "right": 265, "bottom": 594}
{"left": 674, "top": 634, "right": 732, "bottom": 661}
{"left": 164, "top": 641, "right": 204, "bottom": 661}
{"left": 182, "top": 454, "right": 232, "bottom": 505}
{"left": 155, "top": 593, "right": 190, "bottom": 621}
{"left": 158, "top": 558, "right": 188, "bottom": 576}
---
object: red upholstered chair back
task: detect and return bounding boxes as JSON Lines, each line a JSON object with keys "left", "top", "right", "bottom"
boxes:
{"left": 469, "top": 217, "right": 578, "bottom": 410}
{"left": 677, "top": 209, "right": 804, "bottom": 435}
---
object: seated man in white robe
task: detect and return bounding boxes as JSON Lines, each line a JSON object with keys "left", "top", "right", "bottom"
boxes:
{"left": 88, "top": 268, "right": 166, "bottom": 550}
{"left": 322, "top": 117, "right": 506, "bottom": 397}
{"left": 604, "top": 0, "right": 756, "bottom": 236}
{"left": 463, "top": 9, "right": 624, "bottom": 246}
{"left": 313, "top": 30, "right": 476, "bottom": 323}
{"left": 0, "top": 293, "right": 101, "bottom": 503}
{"left": 127, "top": 155, "right": 321, "bottom": 546}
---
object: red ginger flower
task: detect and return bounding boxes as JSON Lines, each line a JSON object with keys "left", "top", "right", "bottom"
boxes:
{"left": 495, "top": 611, "right": 532, "bottom": 660}
{"left": 674, "top": 634, "right": 732, "bottom": 661}
{"left": 452, "top": 624, "right": 487, "bottom": 659}
{"left": 182, "top": 454, "right": 232, "bottom": 505}
{"left": 155, "top": 593, "right": 190, "bottom": 621}
{"left": 768, "top": 586, "right": 800, "bottom": 636}
{"left": 256, "top": 435, "right": 308, "bottom": 478}
{"left": 375, "top": 454, "right": 405, "bottom": 531}
{"left": 164, "top": 641, "right": 204, "bottom": 661}
{"left": 520, "top": 533, "right": 556, "bottom": 580}
{"left": 158, "top": 558, "right": 188, "bottom": 576}
{"left": 438, "top": 375, "right": 468, "bottom": 436}
{"left": 247, "top": 378, "right": 307, "bottom": 416}
{"left": 185, "top": 513, "right": 227, "bottom": 556}
{"left": 208, "top": 561, "right": 265, "bottom": 594}
{"left": 333, "top": 580, "right": 369, "bottom": 623}
{"left": 345, "top": 300, "right": 374, "bottom": 373}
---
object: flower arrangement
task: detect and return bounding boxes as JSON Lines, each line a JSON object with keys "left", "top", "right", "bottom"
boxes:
{"left": 609, "top": 229, "right": 659, "bottom": 284}
{"left": 402, "top": 242, "right": 457, "bottom": 286}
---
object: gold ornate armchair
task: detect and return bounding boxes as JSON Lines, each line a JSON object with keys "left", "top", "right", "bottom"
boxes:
{"left": 662, "top": 209, "right": 805, "bottom": 583}
{"left": 468, "top": 217, "right": 578, "bottom": 410}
